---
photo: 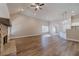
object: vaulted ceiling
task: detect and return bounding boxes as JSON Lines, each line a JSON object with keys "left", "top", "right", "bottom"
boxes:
{"left": 7, "top": 3, "right": 79, "bottom": 21}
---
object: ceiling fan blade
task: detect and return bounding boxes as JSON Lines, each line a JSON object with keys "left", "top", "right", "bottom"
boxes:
{"left": 39, "top": 7, "right": 42, "bottom": 9}
{"left": 39, "top": 4, "right": 44, "bottom": 6}
{"left": 30, "top": 5, "right": 36, "bottom": 7}
{"left": 35, "top": 3, "right": 40, "bottom": 5}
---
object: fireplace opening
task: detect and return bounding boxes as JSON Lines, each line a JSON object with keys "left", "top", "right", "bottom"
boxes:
{"left": 3, "top": 35, "right": 8, "bottom": 45}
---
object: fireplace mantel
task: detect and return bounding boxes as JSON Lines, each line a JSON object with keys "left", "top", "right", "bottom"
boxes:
{"left": 0, "top": 17, "right": 11, "bottom": 27}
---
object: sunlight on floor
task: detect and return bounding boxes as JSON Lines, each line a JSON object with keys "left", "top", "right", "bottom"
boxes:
{"left": 42, "top": 34, "right": 51, "bottom": 37}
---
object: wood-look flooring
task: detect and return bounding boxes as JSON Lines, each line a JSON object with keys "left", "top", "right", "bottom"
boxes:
{"left": 14, "top": 35, "right": 79, "bottom": 56}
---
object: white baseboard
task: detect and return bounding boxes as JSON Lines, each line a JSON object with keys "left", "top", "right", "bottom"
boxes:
{"left": 10, "top": 34, "right": 41, "bottom": 39}
{"left": 67, "top": 38, "right": 79, "bottom": 42}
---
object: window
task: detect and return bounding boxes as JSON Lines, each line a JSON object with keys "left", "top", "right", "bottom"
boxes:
{"left": 42, "top": 25, "right": 49, "bottom": 33}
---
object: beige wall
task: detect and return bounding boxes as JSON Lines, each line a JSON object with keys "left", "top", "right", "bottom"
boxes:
{"left": 0, "top": 3, "right": 9, "bottom": 18}
{"left": 11, "top": 15, "right": 48, "bottom": 39}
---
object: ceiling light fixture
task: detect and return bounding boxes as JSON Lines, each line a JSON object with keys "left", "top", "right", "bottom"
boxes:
{"left": 30, "top": 3, "right": 45, "bottom": 15}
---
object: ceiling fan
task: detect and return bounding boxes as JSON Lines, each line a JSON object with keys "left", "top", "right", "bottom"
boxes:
{"left": 30, "top": 3, "right": 45, "bottom": 11}
{"left": 11, "top": 3, "right": 45, "bottom": 17}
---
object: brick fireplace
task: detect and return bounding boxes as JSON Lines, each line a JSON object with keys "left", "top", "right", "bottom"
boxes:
{"left": 0, "top": 17, "right": 11, "bottom": 55}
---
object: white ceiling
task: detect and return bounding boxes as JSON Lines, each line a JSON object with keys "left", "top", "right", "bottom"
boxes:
{"left": 7, "top": 3, "right": 79, "bottom": 21}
